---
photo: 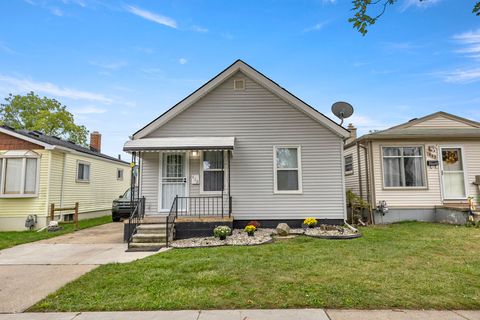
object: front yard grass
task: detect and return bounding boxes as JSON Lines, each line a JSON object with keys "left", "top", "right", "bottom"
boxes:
{"left": 31, "top": 222, "right": 480, "bottom": 311}
{"left": 0, "top": 215, "right": 112, "bottom": 250}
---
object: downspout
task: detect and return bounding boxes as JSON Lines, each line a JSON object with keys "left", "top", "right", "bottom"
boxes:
{"left": 356, "top": 141, "right": 363, "bottom": 199}
{"left": 60, "top": 152, "right": 67, "bottom": 207}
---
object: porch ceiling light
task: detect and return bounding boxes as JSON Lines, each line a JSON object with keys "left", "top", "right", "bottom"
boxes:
{"left": 191, "top": 150, "right": 199, "bottom": 157}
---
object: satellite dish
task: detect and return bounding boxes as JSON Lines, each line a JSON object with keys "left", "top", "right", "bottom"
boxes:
{"left": 331, "top": 101, "right": 354, "bottom": 126}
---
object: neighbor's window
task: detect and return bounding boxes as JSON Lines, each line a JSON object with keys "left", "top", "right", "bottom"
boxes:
{"left": 202, "top": 151, "right": 224, "bottom": 192}
{"left": 345, "top": 154, "right": 354, "bottom": 175}
{"left": 0, "top": 151, "right": 39, "bottom": 196}
{"left": 77, "top": 161, "right": 90, "bottom": 182}
{"left": 117, "top": 168, "right": 124, "bottom": 180}
{"left": 274, "top": 146, "right": 302, "bottom": 193}
{"left": 382, "top": 146, "right": 425, "bottom": 188}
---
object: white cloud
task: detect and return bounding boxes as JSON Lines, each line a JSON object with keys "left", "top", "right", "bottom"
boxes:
{"left": 303, "top": 21, "right": 328, "bottom": 32}
{"left": 341, "top": 114, "right": 395, "bottom": 136}
{"left": 179, "top": 58, "right": 187, "bottom": 65}
{"left": 322, "top": 0, "right": 336, "bottom": 3}
{"left": 401, "top": 0, "right": 441, "bottom": 11}
{"left": 72, "top": 105, "right": 107, "bottom": 114}
{"left": 191, "top": 25, "right": 208, "bottom": 33}
{"left": 443, "top": 68, "right": 480, "bottom": 83}
{"left": 125, "top": 5, "right": 177, "bottom": 29}
{"left": 453, "top": 29, "right": 480, "bottom": 59}
{"left": 0, "top": 74, "right": 114, "bottom": 103}
{"left": 0, "top": 43, "right": 16, "bottom": 55}
{"left": 89, "top": 60, "right": 127, "bottom": 70}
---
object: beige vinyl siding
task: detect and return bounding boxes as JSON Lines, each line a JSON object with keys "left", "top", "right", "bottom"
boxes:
{"left": 344, "top": 144, "right": 368, "bottom": 200}
{"left": 57, "top": 152, "right": 130, "bottom": 214}
{"left": 48, "top": 151, "right": 65, "bottom": 207}
{"left": 410, "top": 116, "right": 475, "bottom": 129}
{"left": 141, "top": 152, "right": 159, "bottom": 213}
{"left": 371, "top": 140, "right": 480, "bottom": 208}
{"left": 142, "top": 71, "right": 346, "bottom": 220}
{"left": 0, "top": 149, "right": 50, "bottom": 225}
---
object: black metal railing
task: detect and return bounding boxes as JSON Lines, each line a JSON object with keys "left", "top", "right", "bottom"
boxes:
{"left": 165, "top": 196, "right": 178, "bottom": 247}
{"left": 126, "top": 197, "right": 145, "bottom": 248}
{"left": 173, "top": 195, "right": 232, "bottom": 218}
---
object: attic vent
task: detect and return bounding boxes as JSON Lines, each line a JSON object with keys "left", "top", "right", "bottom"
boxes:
{"left": 234, "top": 79, "right": 245, "bottom": 90}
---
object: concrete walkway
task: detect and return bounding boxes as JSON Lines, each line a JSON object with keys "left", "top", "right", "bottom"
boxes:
{"left": 0, "top": 223, "right": 164, "bottom": 313}
{"left": 1, "top": 310, "right": 480, "bottom": 319}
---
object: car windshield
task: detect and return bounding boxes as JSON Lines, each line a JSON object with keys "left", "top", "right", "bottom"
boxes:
{"left": 122, "top": 187, "right": 138, "bottom": 200}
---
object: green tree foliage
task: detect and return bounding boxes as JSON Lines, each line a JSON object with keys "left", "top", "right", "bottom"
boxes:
{"left": 0, "top": 92, "right": 88, "bottom": 145}
{"left": 350, "top": 0, "right": 480, "bottom": 36}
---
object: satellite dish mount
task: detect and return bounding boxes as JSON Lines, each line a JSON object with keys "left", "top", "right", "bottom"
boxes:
{"left": 331, "top": 101, "right": 354, "bottom": 126}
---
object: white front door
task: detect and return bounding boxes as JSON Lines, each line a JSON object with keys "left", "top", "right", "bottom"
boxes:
{"left": 440, "top": 147, "right": 467, "bottom": 200}
{"left": 161, "top": 152, "right": 187, "bottom": 211}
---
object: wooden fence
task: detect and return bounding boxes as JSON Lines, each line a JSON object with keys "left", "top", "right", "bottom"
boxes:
{"left": 50, "top": 202, "right": 79, "bottom": 229}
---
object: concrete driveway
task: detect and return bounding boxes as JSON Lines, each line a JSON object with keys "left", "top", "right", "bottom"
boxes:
{"left": 0, "top": 222, "right": 163, "bottom": 313}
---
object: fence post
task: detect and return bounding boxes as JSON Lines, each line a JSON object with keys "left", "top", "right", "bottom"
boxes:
{"left": 74, "top": 202, "right": 79, "bottom": 229}
{"left": 50, "top": 203, "right": 55, "bottom": 222}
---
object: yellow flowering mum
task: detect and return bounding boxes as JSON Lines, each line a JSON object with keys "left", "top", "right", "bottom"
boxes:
{"left": 304, "top": 217, "right": 318, "bottom": 227}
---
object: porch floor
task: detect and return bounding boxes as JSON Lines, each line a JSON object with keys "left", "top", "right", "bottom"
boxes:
{"left": 176, "top": 216, "right": 234, "bottom": 223}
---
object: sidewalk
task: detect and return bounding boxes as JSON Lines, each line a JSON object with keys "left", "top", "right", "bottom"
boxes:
{"left": 0, "top": 309, "right": 479, "bottom": 320}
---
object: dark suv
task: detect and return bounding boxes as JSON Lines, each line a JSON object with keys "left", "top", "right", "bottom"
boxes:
{"left": 112, "top": 188, "right": 138, "bottom": 222}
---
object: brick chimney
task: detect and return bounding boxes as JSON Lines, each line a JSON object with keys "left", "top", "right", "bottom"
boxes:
{"left": 90, "top": 131, "right": 101, "bottom": 152}
{"left": 346, "top": 123, "right": 357, "bottom": 144}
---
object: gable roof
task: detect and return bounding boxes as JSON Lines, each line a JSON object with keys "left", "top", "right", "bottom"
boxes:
{"left": 358, "top": 111, "right": 480, "bottom": 142}
{"left": 0, "top": 126, "right": 128, "bottom": 165}
{"left": 132, "top": 60, "right": 350, "bottom": 139}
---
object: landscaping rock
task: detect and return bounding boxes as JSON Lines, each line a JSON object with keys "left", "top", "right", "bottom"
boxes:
{"left": 276, "top": 223, "right": 290, "bottom": 236}
{"left": 171, "top": 228, "right": 275, "bottom": 248}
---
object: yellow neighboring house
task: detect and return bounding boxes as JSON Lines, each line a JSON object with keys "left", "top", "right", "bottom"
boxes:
{"left": 0, "top": 126, "right": 130, "bottom": 231}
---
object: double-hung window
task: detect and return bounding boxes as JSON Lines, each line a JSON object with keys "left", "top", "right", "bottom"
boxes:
{"left": 274, "top": 146, "right": 302, "bottom": 193}
{"left": 201, "top": 151, "right": 224, "bottom": 192}
{"left": 344, "top": 154, "right": 354, "bottom": 175}
{"left": 77, "top": 161, "right": 90, "bottom": 182}
{"left": 0, "top": 150, "right": 39, "bottom": 197}
{"left": 382, "top": 146, "right": 426, "bottom": 188}
{"left": 117, "top": 168, "right": 124, "bottom": 180}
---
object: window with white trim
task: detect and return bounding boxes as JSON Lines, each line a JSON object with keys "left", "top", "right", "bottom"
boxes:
{"left": 0, "top": 150, "right": 39, "bottom": 197}
{"left": 117, "top": 168, "right": 124, "bottom": 180}
{"left": 274, "top": 146, "right": 302, "bottom": 193}
{"left": 345, "top": 154, "right": 354, "bottom": 175}
{"left": 77, "top": 161, "right": 90, "bottom": 182}
{"left": 202, "top": 151, "right": 224, "bottom": 192}
{"left": 382, "top": 146, "right": 426, "bottom": 188}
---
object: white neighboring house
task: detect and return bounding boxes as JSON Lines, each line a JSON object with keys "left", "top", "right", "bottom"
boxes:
{"left": 124, "top": 60, "right": 350, "bottom": 229}
{"left": 344, "top": 112, "right": 480, "bottom": 224}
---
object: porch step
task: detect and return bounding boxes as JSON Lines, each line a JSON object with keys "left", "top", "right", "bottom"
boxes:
{"left": 127, "top": 242, "right": 165, "bottom": 251}
{"left": 132, "top": 233, "right": 166, "bottom": 243}
{"left": 141, "top": 216, "right": 167, "bottom": 224}
{"left": 137, "top": 224, "right": 166, "bottom": 233}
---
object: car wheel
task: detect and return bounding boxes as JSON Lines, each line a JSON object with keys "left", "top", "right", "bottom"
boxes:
{"left": 112, "top": 216, "right": 120, "bottom": 222}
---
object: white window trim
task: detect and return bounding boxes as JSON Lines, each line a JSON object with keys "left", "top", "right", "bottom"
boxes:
{"left": 117, "top": 168, "right": 124, "bottom": 181}
{"left": 200, "top": 150, "right": 226, "bottom": 195}
{"left": 344, "top": 154, "right": 354, "bottom": 175}
{"left": 273, "top": 145, "right": 303, "bottom": 194}
{"left": 0, "top": 151, "right": 40, "bottom": 198}
{"left": 380, "top": 145, "right": 428, "bottom": 190}
{"left": 76, "top": 160, "right": 91, "bottom": 183}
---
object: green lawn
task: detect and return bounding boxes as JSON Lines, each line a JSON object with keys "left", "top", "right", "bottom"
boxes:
{"left": 0, "top": 215, "right": 112, "bottom": 250}
{"left": 31, "top": 222, "right": 480, "bottom": 311}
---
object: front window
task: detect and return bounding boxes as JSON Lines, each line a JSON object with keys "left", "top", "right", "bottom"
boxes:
{"left": 345, "top": 154, "right": 353, "bottom": 175}
{"left": 274, "top": 146, "right": 302, "bottom": 193}
{"left": 382, "top": 146, "right": 425, "bottom": 188}
{"left": 202, "top": 151, "right": 224, "bottom": 192}
{"left": 0, "top": 151, "right": 39, "bottom": 197}
{"left": 117, "top": 168, "right": 124, "bottom": 180}
{"left": 77, "top": 161, "right": 90, "bottom": 182}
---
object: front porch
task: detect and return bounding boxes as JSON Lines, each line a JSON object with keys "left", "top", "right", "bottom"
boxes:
{"left": 124, "top": 137, "right": 235, "bottom": 250}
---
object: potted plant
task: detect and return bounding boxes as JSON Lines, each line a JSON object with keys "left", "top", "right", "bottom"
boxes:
{"left": 244, "top": 224, "right": 256, "bottom": 236}
{"left": 303, "top": 217, "right": 318, "bottom": 228}
{"left": 213, "top": 226, "right": 231, "bottom": 240}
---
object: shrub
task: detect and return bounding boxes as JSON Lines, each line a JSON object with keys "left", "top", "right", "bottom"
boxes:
{"left": 247, "top": 220, "right": 261, "bottom": 229}
{"left": 303, "top": 217, "right": 318, "bottom": 228}
{"left": 213, "top": 226, "right": 231, "bottom": 240}
{"left": 244, "top": 225, "right": 256, "bottom": 235}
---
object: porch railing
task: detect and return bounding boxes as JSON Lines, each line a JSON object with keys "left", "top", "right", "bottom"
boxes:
{"left": 173, "top": 195, "right": 232, "bottom": 218}
{"left": 126, "top": 197, "right": 145, "bottom": 249}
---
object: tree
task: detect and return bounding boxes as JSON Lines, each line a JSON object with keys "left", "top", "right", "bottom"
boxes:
{"left": 0, "top": 92, "right": 88, "bottom": 145}
{"left": 350, "top": 0, "right": 480, "bottom": 36}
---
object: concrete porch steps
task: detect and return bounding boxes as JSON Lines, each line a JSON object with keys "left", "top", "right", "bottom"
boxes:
{"left": 128, "top": 217, "right": 168, "bottom": 251}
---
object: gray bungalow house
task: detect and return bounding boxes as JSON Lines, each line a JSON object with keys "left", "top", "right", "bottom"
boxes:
{"left": 124, "top": 60, "right": 350, "bottom": 247}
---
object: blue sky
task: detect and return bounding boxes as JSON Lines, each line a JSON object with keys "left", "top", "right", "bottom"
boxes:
{"left": 0, "top": 0, "right": 479, "bottom": 158}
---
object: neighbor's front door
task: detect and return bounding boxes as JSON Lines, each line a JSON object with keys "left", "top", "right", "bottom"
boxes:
{"left": 440, "top": 147, "right": 467, "bottom": 200}
{"left": 161, "top": 152, "right": 187, "bottom": 211}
